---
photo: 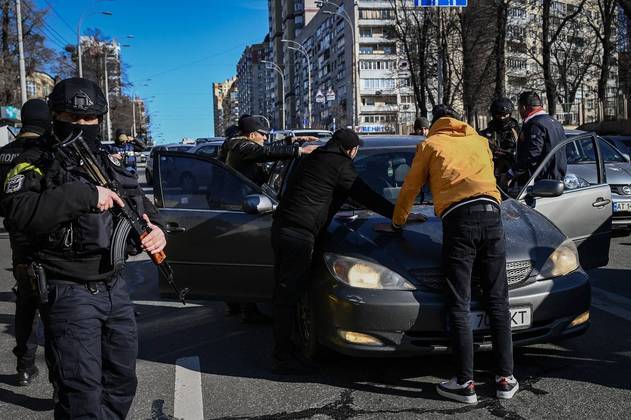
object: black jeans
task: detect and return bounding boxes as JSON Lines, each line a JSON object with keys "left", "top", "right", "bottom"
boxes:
{"left": 12, "top": 265, "right": 39, "bottom": 371}
{"left": 41, "top": 276, "right": 138, "bottom": 419}
{"left": 442, "top": 204, "right": 513, "bottom": 383}
{"left": 271, "top": 223, "right": 315, "bottom": 360}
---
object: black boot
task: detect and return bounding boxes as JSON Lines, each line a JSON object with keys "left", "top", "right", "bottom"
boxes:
{"left": 16, "top": 365, "right": 39, "bottom": 386}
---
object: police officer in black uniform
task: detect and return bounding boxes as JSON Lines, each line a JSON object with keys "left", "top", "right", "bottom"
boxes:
{"left": 480, "top": 98, "right": 520, "bottom": 190}
{"left": 0, "top": 78, "right": 166, "bottom": 418}
{"left": 0, "top": 98, "right": 51, "bottom": 386}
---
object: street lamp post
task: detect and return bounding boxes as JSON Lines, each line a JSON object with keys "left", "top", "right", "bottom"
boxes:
{"left": 261, "top": 60, "right": 286, "bottom": 130}
{"left": 77, "top": 2, "right": 113, "bottom": 77}
{"left": 321, "top": 1, "right": 359, "bottom": 130}
{"left": 282, "top": 39, "right": 312, "bottom": 128}
{"left": 15, "top": 0, "right": 27, "bottom": 104}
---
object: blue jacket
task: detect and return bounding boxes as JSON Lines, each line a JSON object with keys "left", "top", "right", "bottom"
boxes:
{"left": 107, "top": 142, "right": 137, "bottom": 172}
{"left": 514, "top": 113, "right": 567, "bottom": 183}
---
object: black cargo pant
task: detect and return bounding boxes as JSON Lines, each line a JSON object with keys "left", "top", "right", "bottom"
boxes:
{"left": 271, "top": 223, "right": 315, "bottom": 360}
{"left": 41, "top": 275, "right": 138, "bottom": 419}
{"left": 442, "top": 202, "right": 513, "bottom": 383}
{"left": 12, "top": 264, "right": 39, "bottom": 372}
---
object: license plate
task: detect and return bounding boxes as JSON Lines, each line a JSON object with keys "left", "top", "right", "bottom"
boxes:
{"left": 613, "top": 202, "right": 631, "bottom": 213}
{"left": 470, "top": 307, "right": 532, "bottom": 331}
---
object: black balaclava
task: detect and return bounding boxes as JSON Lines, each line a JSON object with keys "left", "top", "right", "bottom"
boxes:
{"left": 53, "top": 120, "right": 101, "bottom": 151}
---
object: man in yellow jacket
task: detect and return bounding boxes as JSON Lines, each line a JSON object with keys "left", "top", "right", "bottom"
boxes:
{"left": 392, "top": 105, "right": 518, "bottom": 404}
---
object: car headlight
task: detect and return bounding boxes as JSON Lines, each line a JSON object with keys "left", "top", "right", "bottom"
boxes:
{"left": 537, "top": 240, "right": 580, "bottom": 279}
{"left": 324, "top": 254, "right": 416, "bottom": 290}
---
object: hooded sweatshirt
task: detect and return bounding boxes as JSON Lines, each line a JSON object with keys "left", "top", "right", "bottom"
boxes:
{"left": 393, "top": 117, "right": 501, "bottom": 223}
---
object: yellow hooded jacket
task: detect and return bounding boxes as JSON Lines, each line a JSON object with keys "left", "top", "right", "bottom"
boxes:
{"left": 393, "top": 117, "right": 501, "bottom": 224}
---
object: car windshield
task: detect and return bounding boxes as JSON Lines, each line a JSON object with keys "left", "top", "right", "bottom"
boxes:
{"left": 345, "top": 147, "right": 428, "bottom": 209}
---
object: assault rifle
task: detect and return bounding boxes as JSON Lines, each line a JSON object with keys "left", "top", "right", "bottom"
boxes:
{"left": 54, "top": 133, "right": 189, "bottom": 304}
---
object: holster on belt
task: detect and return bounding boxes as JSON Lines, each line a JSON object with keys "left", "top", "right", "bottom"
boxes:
{"left": 27, "top": 262, "right": 48, "bottom": 305}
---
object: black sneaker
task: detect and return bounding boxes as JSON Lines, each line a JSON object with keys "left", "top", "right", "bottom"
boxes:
{"left": 496, "top": 375, "right": 519, "bottom": 399}
{"left": 16, "top": 366, "right": 39, "bottom": 386}
{"left": 436, "top": 377, "right": 478, "bottom": 404}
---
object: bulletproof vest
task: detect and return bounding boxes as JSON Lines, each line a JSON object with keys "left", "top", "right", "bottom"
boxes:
{"left": 483, "top": 119, "right": 519, "bottom": 156}
{"left": 0, "top": 135, "right": 37, "bottom": 188}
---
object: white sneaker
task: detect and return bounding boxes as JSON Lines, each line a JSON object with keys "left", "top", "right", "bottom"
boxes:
{"left": 496, "top": 375, "right": 519, "bottom": 399}
{"left": 436, "top": 377, "right": 478, "bottom": 404}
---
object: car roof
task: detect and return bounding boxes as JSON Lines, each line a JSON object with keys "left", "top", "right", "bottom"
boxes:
{"left": 154, "top": 143, "right": 194, "bottom": 149}
{"left": 564, "top": 129, "right": 588, "bottom": 137}
{"left": 189, "top": 140, "right": 224, "bottom": 151}
{"left": 359, "top": 135, "right": 424, "bottom": 148}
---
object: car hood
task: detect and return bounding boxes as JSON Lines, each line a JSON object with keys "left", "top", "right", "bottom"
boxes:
{"left": 568, "top": 162, "right": 631, "bottom": 185}
{"left": 322, "top": 199, "right": 566, "bottom": 286}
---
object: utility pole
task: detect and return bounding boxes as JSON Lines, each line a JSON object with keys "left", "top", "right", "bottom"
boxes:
{"left": 131, "top": 93, "right": 137, "bottom": 137}
{"left": 262, "top": 60, "right": 286, "bottom": 129}
{"left": 15, "top": 0, "right": 27, "bottom": 104}
{"left": 103, "top": 52, "right": 112, "bottom": 142}
{"left": 282, "top": 39, "right": 312, "bottom": 128}
{"left": 436, "top": 9, "right": 444, "bottom": 104}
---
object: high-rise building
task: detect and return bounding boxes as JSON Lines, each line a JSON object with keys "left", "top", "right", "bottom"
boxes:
{"left": 80, "top": 36, "right": 123, "bottom": 97}
{"left": 268, "top": 0, "right": 319, "bottom": 128}
{"left": 237, "top": 42, "right": 270, "bottom": 120}
{"left": 213, "top": 76, "right": 237, "bottom": 136}
{"left": 294, "top": 0, "right": 414, "bottom": 133}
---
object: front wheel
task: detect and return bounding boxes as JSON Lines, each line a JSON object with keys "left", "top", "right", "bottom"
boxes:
{"left": 297, "top": 291, "right": 331, "bottom": 361}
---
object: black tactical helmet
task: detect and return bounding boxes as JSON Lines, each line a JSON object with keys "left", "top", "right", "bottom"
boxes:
{"left": 490, "top": 97, "right": 514, "bottom": 116}
{"left": 48, "top": 77, "right": 108, "bottom": 116}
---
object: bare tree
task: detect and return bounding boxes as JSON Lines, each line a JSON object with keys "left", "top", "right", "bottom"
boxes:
{"left": 552, "top": 9, "right": 599, "bottom": 119}
{"left": 0, "top": 0, "right": 56, "bottom": 106}
{"left": 494, "top": 0, "right": 511, "bottom": 98}
{"left": 526, "top": 0, "right": 587, "bottom": 115}
{"left": 588, "top": 0, "right": 619, "bottom": 111}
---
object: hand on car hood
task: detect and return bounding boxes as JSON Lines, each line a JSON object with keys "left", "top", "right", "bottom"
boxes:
{"left": 322, "top": 200, "right": 567, "bottom": 284}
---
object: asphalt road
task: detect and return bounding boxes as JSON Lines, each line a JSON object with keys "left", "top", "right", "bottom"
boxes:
{"left": 0, "top": 167, "right": 630, "bottom": 419}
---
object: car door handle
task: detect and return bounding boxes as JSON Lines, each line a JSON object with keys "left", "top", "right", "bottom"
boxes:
{"left": 165, "top": 222, "right": 186, "bottom": 233}
{"left": 592, "top": 197, "right": 611, "bottom": 208}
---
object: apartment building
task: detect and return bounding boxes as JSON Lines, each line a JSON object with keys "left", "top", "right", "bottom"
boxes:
{"left": 293, "top": 0, "right": 414, "bottom": 133}
{"left": 212, "top": 76, "right": 237, "bottom": 136}
{"left": 237, "top": 42, "right": 271, "bottom": 120}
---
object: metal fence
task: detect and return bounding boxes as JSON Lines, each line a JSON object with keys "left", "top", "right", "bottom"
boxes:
{"left": 555, "top": 95, "right": 630, "bottom": 127}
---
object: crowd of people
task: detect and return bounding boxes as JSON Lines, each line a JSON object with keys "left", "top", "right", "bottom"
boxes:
{"left": 0, "top": 75, "right": 568, "bottom": 417}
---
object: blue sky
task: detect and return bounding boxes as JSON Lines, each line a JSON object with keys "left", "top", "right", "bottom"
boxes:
{"left": 35, "top": 0, "right": 269, "bottom": 143}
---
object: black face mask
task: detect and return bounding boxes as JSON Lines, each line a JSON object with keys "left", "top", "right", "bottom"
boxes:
{"left": 53, "top": 120, "right": 101, "bottom": 151}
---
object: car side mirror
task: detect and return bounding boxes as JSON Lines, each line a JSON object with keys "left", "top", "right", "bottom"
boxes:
{"left": 527, "top": 179, "right": 564, "bottom": 198}
{"left": 242, "top": 194, "right": 276, "bottom": 215}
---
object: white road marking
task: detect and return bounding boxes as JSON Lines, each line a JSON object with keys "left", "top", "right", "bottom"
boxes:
{"left": 133, "top": 300, "right": 203, "bottom": 308}
{"left": 175, "top": 356, "right": 204, "bottom": 420}
{"left": 592, "top": 287, "right": 631, "bottom": 322}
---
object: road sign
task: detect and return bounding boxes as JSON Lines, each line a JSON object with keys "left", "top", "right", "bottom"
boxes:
{"left": 315, "top": 90, "right": 325, "bottom": 104}
{"left": 415, "top": 0, "right": 467, "bottom": 6}
{"left": 326, "top": 88, "right": 336, "bottom": 102}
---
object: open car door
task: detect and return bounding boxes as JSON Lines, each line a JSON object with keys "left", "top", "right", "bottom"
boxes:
{"left": 153, "top": 151, "right": 276, "bottom": 301}
{"left": 517, "top": 133, "right": 612, "bottom": 269}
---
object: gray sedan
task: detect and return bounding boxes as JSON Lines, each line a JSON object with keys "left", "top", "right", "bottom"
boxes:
{"left": 152, "top": 133, "right": 611, "bottom": 358}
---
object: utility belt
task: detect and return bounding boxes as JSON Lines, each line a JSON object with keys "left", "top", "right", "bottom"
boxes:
{"left": 23, "top": 262, "right": 116, "bottom": 304}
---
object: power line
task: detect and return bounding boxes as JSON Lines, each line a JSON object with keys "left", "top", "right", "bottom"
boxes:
{"left": 43, "top": 0, "right": 75, "bottom": 35}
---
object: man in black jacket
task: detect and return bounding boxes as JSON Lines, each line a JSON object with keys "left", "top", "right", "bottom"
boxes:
{"left": 1, "top": 78, "right": 165, "bottom": 418}
{"left": 223, "top": 116, "right": 316, "bottom": 185}
{"left": 0, "top": 98, "right": 51, "bottom": 386}
{"left": 271, "top": 129, "right": 395, "bottom": 374}
{"left": 511, "top": 91, "right": 567, "bottom": 188}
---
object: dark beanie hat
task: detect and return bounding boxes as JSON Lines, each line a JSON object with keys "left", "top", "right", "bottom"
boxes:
{"left": 20, "top": 98, "right": 51, "bottom": 135}
{"left": 329, "top": 128, "right": 361, "bottom": 150}
{"left": 414, "top": 117, "right": 430, "bottom": 130}
{"left": 431, "top": 104, "right": 460, "bottom": 124}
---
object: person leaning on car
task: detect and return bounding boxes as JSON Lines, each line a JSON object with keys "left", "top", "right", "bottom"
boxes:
{"left": 510, "top": 91, "right": 567, "bottom": 188}
{"left": 222, "top": 115, "right": 317, "bottom": 186}
{"left": 271, "top": 128, "right": 395, "bottom": 375}
{"left": 391, "top": 104, "right": 519, "bottom": 404}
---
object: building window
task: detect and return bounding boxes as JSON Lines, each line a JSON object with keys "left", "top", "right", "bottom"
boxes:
{"left": 26, "top": 79, "right": 36, "bottom": 97}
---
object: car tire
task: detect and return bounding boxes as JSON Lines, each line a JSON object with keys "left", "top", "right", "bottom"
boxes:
{"left": 297, "top": 291, "right": 332, "bottom": 361}
{"left": 180, "top": 173, "right": 197, "bottom": 194}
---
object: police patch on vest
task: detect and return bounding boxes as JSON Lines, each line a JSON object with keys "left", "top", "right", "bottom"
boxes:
{"left": 108, "top": 155, "right": 122, "bottom": 166}
{"left": 5, "top": 174, "right": 25, "bottom": 193}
